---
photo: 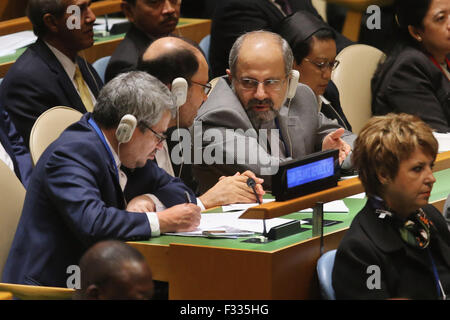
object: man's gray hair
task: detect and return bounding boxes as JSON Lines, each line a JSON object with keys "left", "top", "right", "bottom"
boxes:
{"left": 27, "top": 0, "right": 67, "bottom": 37}
{"left": 228, "top": 30, "right": 294, "bottom": 76}
{"left": 92, "top": 71, "right": 176, "bottom": 131}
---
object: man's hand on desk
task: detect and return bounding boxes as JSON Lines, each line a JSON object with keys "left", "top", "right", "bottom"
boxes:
{"left": 157, "top": 203, "right": 201, "bottom": 233}
{"left": 322, "top": 128, "right": 352, "bottom": 164}
{"left": 126, "top": 194, "right": 156, "bottom": 212}
{"left": 199, "top": 170, "right": 265, "bottom": 209}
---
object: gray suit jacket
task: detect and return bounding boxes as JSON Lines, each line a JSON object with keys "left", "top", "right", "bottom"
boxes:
{"left": 192, "top": 78, "right": 355, "bottom": 192}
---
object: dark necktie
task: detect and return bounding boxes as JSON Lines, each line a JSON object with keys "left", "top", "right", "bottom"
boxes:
{"left": 276, "top": 0, "right": 293, "bottom": 15}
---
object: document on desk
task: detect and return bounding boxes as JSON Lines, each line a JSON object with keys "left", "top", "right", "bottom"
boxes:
{"left": 164, "top": 211, "right": 294, "bottom": 238}
{"left": 298, "top": 200, "right": 349, "bottom": 213}
{"left": 433, "top": 132, "right": 450, "bottom": 153}
{"left": 0, "top": 31, "right": 37, "bottom": 56}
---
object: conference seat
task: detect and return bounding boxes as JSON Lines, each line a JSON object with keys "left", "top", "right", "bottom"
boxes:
{"left": 331, "top": 44, "right": 386, "bottom": 134}
{"left": 92, "top": 56, "right": 111, "bottom": 83}
{"left": 0, "top": 283, "right": 74, "bottom": 300}
{"left": 316, "top": 249, "right": 337, "bottom": 300}
{"left": 0, "top": 159, "right": 26, "bottom": 278}
{"left": 29, "top": 106, "right": 83, "bottom": 165}
{"left": 199, "top": 34, "right": 211, "bottom": 66}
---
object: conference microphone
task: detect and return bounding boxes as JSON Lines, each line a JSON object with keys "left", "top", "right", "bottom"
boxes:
{"left": 246, "top": 177, "right": 267, "bottom": 237}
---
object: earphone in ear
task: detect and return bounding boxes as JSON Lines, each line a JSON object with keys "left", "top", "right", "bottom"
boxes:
{"left": 286, "top": 69, "right": 300, "bottom": 99}
{"left": 115, "top": 114, "right": 137, "bottom": 144}
{"left": 171, "top": 77, "right": 188, "bottom": 108}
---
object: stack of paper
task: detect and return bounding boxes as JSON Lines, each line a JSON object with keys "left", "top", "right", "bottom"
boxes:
{"left": 165, "top": 211, "right": 293, "bottom": 238}
{"left": 0, "top": 31, "right": 37, "bottom": 57}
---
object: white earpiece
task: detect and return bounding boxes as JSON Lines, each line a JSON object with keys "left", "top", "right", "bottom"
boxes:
{"left": 286, "top": 70, "right": 300, "bottom": 99}
{"left": 115, "top": 114, "right": 137, "bottom": 144}
{"left": 171, "top": 77, "right": 188, "bottom": 108}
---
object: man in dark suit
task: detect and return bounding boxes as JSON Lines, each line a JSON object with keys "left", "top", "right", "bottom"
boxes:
{"left": 0, "top": 110, "right": 33, "bottom": 187}
{"left": 0, "top": 0, "right": 103, "bottom": 146}
{"left": 139, "top": 36, "right": 265, "bottom": 209}
{"left": 104, "top": 0, "right": 181, "bottom": 83}
{"left": 2, "top": 71, "right": 201, "bottom": 287}
{"left": 209, "top": 0, "right": 352, "bottom": 78}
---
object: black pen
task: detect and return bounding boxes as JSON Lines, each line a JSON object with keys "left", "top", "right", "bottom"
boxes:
{"left": 184, "top": 191, "right": 192, "bottom": 203}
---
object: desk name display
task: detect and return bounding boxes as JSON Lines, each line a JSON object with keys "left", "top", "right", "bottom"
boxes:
{"left": 272, "top": 149, "right": 340, "bottom": 201}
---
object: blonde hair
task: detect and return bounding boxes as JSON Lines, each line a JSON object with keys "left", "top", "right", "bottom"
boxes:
{"left": 352, "top": 113, "right": 438, "bottom": 196}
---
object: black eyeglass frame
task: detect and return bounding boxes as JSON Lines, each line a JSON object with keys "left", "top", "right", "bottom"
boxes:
{"left": 140, "top": 122, "right": 167, "bottom": 144}
{"left": 304, "top": 58, "right": 340, "bottom": 71}
{"left": 191, "top": 80, "right": 213, "bottom": 95}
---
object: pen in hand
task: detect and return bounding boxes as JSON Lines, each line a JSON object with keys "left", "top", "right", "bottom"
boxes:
{"left": 184, "top": 191, "right": 192, "bottom": 204}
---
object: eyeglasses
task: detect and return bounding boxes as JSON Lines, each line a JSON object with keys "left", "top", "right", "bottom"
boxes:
{"left": 141, "top": 122, "right": 167, "bottom": 144}
{"left": 191, "top": 80, "right": 213, "bottom": 95}
{"left": 304, "top": 58, "right": 340, "bottom": 71}
{"left": 237, "top": 77, "right": 287, "bottom": 91}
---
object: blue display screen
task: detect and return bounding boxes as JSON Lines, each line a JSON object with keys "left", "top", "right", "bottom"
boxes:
{"left": 286, "top": 157, "right": 334, "bottom": 189}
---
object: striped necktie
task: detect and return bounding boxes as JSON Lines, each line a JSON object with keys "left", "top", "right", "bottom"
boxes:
{"left": 74, "top": 65, "right": 94, "bottom": 112}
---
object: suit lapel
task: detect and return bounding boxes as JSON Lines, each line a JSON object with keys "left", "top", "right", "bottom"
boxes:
{"left": 33, "top": 40, "right": 87, "bottom": 113}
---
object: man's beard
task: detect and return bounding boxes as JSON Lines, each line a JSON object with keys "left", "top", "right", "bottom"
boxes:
{"left": 231, "top": 81, "right": 280, "bottom": 128}
{"left": 245, "top": 98, "right": 278, "bottom": 128}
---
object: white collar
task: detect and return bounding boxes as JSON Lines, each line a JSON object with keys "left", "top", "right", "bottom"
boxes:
{"left": 45, "top": 41, "right": 77, "bottom": 79}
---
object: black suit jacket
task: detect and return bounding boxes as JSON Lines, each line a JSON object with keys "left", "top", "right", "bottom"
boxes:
{"left": 0, "top": 39, "right": 102, "bottom": 146}
{"left": 209, "top": 0, "right": 352, "bottom": 78}
{"left": 2, "top": 113, "right": 196, "bottom": 287}
{"left": 372, "top": 46, "right": 450, "bottom": 133}
{"left": 0, "top": 110, "right": 33, "bottom": 187}
{"left": 333, "top": 201, "right": 450, "bottom": 299}
{"left": 105, "top": 25, "right": 153, "bottom": 83}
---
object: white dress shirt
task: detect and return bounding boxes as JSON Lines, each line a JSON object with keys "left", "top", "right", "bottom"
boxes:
{"left": 103, "top": 133, "right": 161, "bottom": 237}
{"left": 0, "top": 142, "right": 15, "bottom": 173}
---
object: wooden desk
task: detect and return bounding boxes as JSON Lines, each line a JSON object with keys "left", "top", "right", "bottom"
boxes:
{"left": 0, "top": 0, "right": 122, "bottom": 36}
{"left": 0, "top": 291, "right": 12, "bottom": 300}
{"left": 325, "top": 0, "right": 394, "bottom": 41}
{"left": 129, "top": 152, "right": 450, "bottom": 300}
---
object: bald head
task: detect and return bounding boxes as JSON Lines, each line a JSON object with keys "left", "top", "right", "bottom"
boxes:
{"left": 139, "top": 36, "right": 206, "bottom": 86}
{"left": 139, "top": 36, "right": 210, "bottom": 128}
{"left": 228, "top": 30, "right": 293, "bottom": 77}
{"left": 143, "top": 36, "right": 204, "bottom": 62}
{"left": 74, "top": 240, "right": 154, "bottom": 300}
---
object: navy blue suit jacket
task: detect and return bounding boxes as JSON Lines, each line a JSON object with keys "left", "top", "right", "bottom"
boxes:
{"left": 0, "top": 110, "right": 32, "bottom": 187}
{"left": 0, "top": 39, "right": 103, "bottom": 146}
{"left": 2, "top": 114, "right": 196, "bottom": 287}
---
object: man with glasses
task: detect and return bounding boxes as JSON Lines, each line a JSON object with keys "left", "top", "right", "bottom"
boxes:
{"left": 105, "top": 0, "right": 182, "bottom": 83}
{"left": 3, "top": 72, "right": 201, "bottom": 288}
{"left": 192, "top": 31, "right": 355, "bottom": 191}
{"left": 139, "top": 36, "right": 265, "bottom": 209}
{"left": 277, "top": 10, "right": 352, "bottom": 131}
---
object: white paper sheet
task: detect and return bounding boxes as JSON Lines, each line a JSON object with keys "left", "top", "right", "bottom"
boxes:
{"left": 433, "top": 132, "right": 450, "bottom": 153}
{"left": 0, "top": 31, "right": 37, "bottom": 57}
{"left": 298, "top": 200, "right": 349, "bottom": 213}
{"left": 164, "top": 211, "right": 294, "bottom": 237}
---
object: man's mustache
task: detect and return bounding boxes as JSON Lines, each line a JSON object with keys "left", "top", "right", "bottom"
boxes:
{"left": 247, "top": 99, "right": 274, "bottom": 109}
